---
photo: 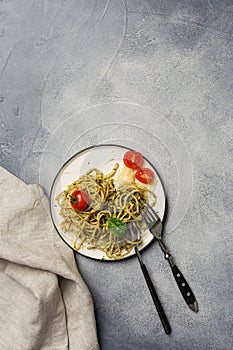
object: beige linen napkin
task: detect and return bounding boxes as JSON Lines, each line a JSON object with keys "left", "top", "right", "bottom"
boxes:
{"left": 0, "top": 166, "right": 99, "bottom": 350}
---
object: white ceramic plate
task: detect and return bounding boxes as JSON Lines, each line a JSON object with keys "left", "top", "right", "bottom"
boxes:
{"left": 50, "top": 144, "right": 166, "bottom": 261}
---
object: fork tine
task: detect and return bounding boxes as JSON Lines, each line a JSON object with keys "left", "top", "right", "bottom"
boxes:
{"left": 140, "top": 210, "right": 151, "bottom": 225}
{"left": 145, "top": 207, "right": 154, "bottom": 221}
{"left": 143, "top": 201, "right": 160, "bottom": 220}
{"left": 140, "top": 201, "right": 161, "bottom": 231}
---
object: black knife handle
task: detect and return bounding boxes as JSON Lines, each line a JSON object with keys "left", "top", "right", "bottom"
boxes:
{"left": 141, "top": 263, "right": 172, "bottom": 334}
{"left": 170, "top": 264, "right": 198, "bottom": 311}
{"left": 135, "top": 249, "right": 171, "bottom": 334}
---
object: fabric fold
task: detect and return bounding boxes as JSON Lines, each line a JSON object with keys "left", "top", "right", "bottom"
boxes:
{"left": 0, "top": 166, "right": 99, "bottom": 350}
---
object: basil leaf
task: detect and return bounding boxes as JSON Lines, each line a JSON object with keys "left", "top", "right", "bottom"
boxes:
{"left": 107, "top": 217, "right": 127, "bottom": 238}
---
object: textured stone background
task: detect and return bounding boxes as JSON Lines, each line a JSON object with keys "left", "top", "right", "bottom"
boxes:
{"left": 0, "top": 1, "right": 232, "bottom": 349}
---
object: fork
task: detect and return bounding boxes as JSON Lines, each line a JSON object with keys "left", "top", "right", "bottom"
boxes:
{"left": 141, "top": 202, "right": 198, "bottom": 312}
{"left": 127, "top": 221, "right": 172, "bottom": 334}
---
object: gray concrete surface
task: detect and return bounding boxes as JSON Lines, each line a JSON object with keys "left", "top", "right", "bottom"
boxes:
{"left": 0, "top": 1, "right": 232, "bottom": 349}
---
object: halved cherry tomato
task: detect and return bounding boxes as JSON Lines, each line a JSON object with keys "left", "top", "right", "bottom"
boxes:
{"left": 123, "top": 151, "right": 143, "bottom": 169}
{"left": 135, "top": 168, "right": 155, "bottom": 184}
{"left": 70, "top": 190, "right": 89, "bottom": 211}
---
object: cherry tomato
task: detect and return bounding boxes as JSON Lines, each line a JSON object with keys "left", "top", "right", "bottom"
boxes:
{"left": 135, "top": 168, "right": 155, "bottom": 184}
{"left": 70, "top": 190, "right": 89, "bottom": 211}
{"left": 123, "top": 151, "right": 143, "bottom": 169}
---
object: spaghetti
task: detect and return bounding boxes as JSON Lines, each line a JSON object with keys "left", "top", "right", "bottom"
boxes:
{"left": 56, "top": 163, "right": 156, "bottom": 259}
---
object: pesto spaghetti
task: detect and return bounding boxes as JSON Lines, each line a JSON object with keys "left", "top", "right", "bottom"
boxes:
{"left": 56, "top": 163, "right": 156, "bottom": 259}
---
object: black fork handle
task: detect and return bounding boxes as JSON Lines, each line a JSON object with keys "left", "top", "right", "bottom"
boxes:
{"left": 170, "top": 263, "right": 198, "bottom": 312}
{"left": 158, "top": 240, "right": 198, "bottom": 312}
{"left": 135, "top": 247, "right": 172, "bottom": 334}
